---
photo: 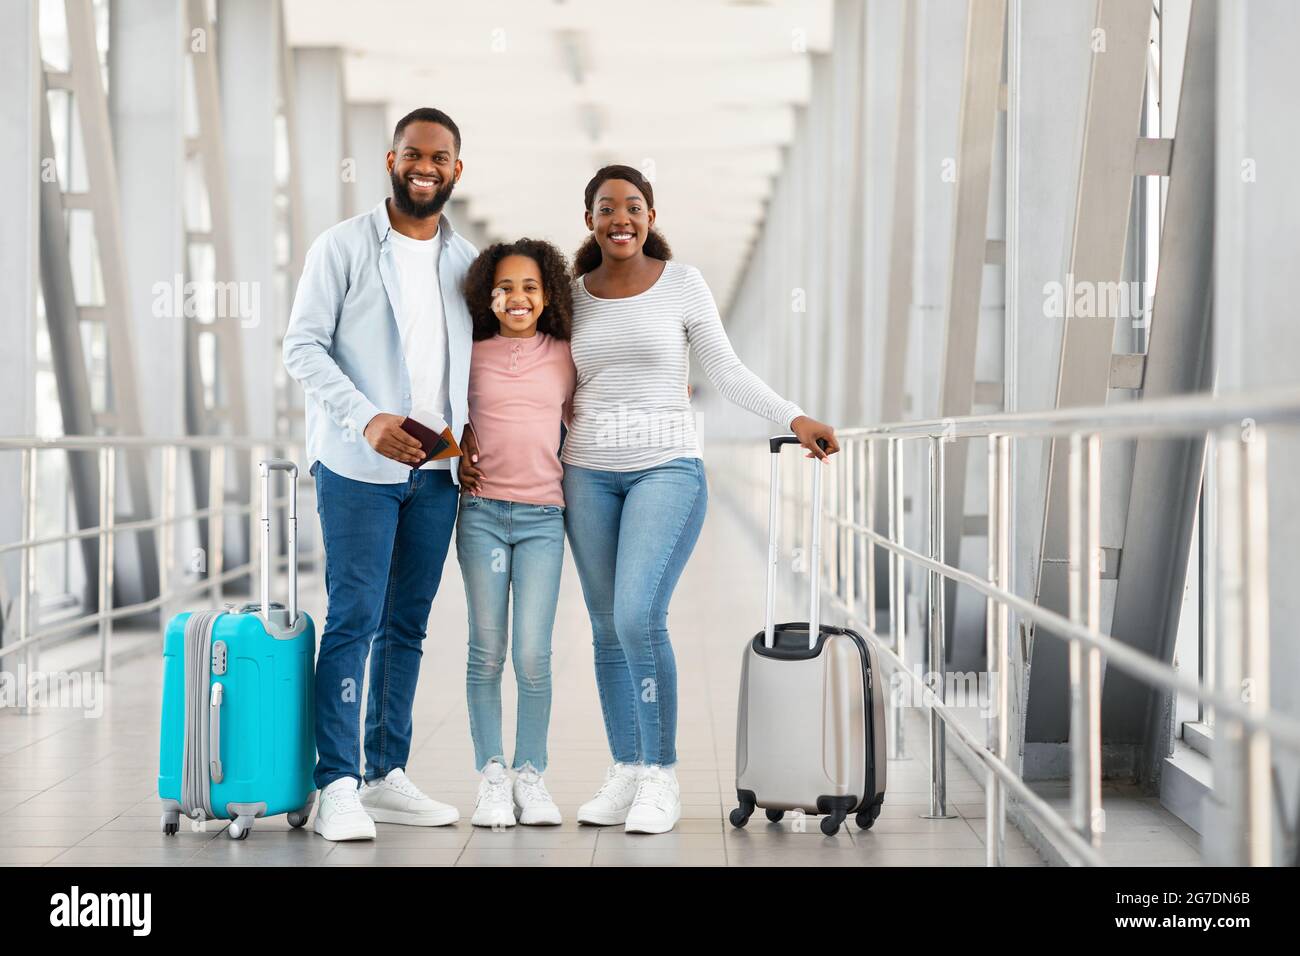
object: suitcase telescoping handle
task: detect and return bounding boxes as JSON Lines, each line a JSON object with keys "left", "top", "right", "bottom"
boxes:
{"left": 764, "top": 436, "right": 829, "bottom": 650}
{"left": 259, "top": 459, "right": 298, "bottom": 627}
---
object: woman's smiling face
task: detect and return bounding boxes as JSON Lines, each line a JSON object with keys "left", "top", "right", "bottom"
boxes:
{"left": 585, "top": 178, "right": 656, "bottom": 264}
{"left": 491, "top": 254, "right": 547, "bottom": 336}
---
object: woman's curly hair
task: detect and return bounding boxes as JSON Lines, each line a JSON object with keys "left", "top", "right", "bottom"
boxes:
{"left": 462, "top": 238, "right": 573, "bottom": 342}
{"left": 572, "top": 164, "right": 672, "bottom": 277}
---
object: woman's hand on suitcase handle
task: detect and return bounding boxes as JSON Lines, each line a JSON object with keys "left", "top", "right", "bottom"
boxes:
{"left": 364, "top": 413, "right": 425, "bottom": 465}
{"left": 790, "top": 415, "right": 840, "bottom": 461}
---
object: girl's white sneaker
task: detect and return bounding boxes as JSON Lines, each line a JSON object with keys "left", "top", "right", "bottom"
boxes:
{"left": 471, "top": 761, "right": 516, "bottom": 829}
{"left": 512, "top": 767, "right": 562, "bottom": 825}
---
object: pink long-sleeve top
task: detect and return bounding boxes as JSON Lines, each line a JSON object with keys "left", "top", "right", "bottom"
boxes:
{"left": 465, "top": 332, "right": 576, "bottom": 507}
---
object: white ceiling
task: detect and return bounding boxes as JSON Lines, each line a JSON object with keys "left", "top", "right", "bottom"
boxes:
{"left": 283, "top": 0, "right": 833, "bottom": 306}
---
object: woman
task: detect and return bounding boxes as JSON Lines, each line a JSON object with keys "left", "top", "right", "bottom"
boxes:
{"left": 559, "top": 165, "right": 838, "bottom": 834}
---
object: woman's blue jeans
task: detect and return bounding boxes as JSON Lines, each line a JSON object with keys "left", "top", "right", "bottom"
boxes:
{"left": 561, "top": 457, "right": 708, "bottom": 768}
{"left": 456, "top": 495, "right": 566, "bottom": 773}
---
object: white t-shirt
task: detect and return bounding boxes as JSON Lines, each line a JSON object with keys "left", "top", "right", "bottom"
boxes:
{"left": 388, "top": 225, "right": 451, "bottom": 470}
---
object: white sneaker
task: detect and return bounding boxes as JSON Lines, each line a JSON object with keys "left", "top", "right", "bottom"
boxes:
{"left": 471, "top": 761, "right": 516, "bottom": 829}
{"left": 624, "top": 765, "right": 681, "bottom": 834}
{"left": 313, "top": 777, "right": 376, "bottom": 841}
{"left": 577, "top": 763, "right": 643, "bottom": 826}
{"left": 359, "top": 768, "right": 460, "bottom": 827}
{"left": 513, "top": 767, "right": 562, "bottom": 826}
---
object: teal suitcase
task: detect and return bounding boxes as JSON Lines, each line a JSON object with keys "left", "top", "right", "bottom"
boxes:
{"left": 158, "top": 460, "right": 316, "bottom": 840}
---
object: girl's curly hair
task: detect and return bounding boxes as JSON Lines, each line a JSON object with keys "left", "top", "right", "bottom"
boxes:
{"left": 462, "top": 238, "right": 573, "bottom": 342}
{"left": 572, "top": 164, "right": 672, "bottom": 277}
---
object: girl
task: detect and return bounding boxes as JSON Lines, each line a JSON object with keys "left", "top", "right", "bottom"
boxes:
{"left": 456, "top": 238, "right": 575, "bottom": 827}
{"left": 561, "top": 165, "right": 838, "bottom": 834}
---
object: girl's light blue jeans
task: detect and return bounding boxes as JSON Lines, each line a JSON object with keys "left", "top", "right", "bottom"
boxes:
{"left": 456, "top": 495, "right": 566, "bottom": 773}
{"left": 561, "top": 457, "right": 708, "bottom": 768}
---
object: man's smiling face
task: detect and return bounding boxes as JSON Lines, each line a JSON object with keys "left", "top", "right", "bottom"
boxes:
{"left": 387, "top": 120, "right": 461, "bottom": 218}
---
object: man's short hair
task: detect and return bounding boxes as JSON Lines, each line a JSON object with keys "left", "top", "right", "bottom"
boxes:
{"left": 392, "top": 107, "right": 461, "bottom": 154}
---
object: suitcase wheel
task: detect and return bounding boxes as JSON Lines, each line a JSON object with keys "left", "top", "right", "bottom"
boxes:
{"left": 287, "top": 810, "right": 309, "bottom": 829}
{"left": 765, "top": 808, "right": 784, "bottom": 823}
{"left": 161, "top": 808, "right": 180, "bottom": 836}
{"left": 228, "top": 816, "right": 255, "bottom": 840}
{"left": 729, "top": 792, "right": 756, "bottom": 828}
{"left": 855, "top": 800, "right": 883, "bottom": 831}
{"left": 820, "top": 814, "right": 843, "bottom": 836}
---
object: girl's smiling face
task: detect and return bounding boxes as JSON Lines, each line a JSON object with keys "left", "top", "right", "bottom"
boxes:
{"left": 491, "top": 254, "right": 547, "bottom": 337}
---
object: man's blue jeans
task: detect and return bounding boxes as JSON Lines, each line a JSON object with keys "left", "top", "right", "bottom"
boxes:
{"left": 456, "top": 495, "right": 565, "bottom": 773}
{"left": 561, "top": 457, "right": 708, "bottom": 768}
{"left": 312, "top": 461, "right": 458, "bottom": 790}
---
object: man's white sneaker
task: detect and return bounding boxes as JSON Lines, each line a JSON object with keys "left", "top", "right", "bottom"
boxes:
{"left": 624, "top": 765, "right": 681, "bottom": 834}
{"left": 359, "top": 768, "right": 460, "bottom": 827}
{"left": 313, "top": 777, "right": 376, "bottom": 841}
{"left": 471, "top": 761, "right": 516, "bottom": 829}
{"left": 513, "top": 767, "right": 562, "bottom": 826}
{"left": 577, "top": 763, "right": 642, "bottom": 826}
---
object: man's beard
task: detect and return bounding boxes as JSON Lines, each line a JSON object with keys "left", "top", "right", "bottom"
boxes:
{"left": 390, "top": 169, "right": 456, "bottom": 219}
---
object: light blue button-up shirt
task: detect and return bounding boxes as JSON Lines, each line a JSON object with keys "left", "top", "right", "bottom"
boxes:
{"left": 283, "top": 200, "right": 477, "bottom": 485}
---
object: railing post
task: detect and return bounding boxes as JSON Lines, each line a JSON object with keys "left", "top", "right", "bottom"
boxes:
{"left": 886, "top": 437, "right": 906, "bottom": 759}
{"left": 208, "top": 445, "right": 226, "bottom": 605}
{"left": 18, "top": 448, "right": 36, "bottom": 714}
{"left": 1240, "top": 429, "right": 1272, "bottom": 866}
{"left": 1217, "top": 426, "right": 1273, "bottom": 866}
{"left": 985, "top": 434, "right": 1011, "bottom": 865}
{"left": 1067, "top": 432, "right": 1103, "bottom": 847}
{"left": 98, "top": 446, "right": 116, "bottom": 681}
{"left": 924, "top": 434, "right": 954, "bottom": 819}
{"left": 1202, "top": 431, "right": 1217, "bottom": 729}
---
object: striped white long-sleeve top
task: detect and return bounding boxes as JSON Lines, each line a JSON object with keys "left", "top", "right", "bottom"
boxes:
{"left": 561, "top": 260, "right": 805, "bottom": 472}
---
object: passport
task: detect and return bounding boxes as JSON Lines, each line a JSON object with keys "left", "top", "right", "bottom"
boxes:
{"left": 400, "top": 407, "right": 461, "bottom": 468}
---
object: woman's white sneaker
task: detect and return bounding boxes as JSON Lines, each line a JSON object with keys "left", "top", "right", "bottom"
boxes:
{"left": 577, "top": 763, "right": 643, "bottom": 826}
{"left": 513, "top": 767, "right": 562, "bottom": 826}
{"left": 314, "top": 777, "right": 376, "bottom": 841}
{"left": 471, "top": 761, "right": 516, "bottom": 828}
{"left": 624, "top": 765, "right": 681, "bottom": 834}
{"left": 359, "top": 768, "right": 460, "bottom": 826}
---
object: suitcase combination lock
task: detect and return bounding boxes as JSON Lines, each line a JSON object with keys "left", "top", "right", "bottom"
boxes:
{"left": 211, "top": 641, "right": 228, "bottom": 676}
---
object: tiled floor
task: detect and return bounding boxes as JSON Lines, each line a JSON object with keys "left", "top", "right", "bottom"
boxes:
{"left": 0, "top": 472, "right": 1196, "bottom": 866}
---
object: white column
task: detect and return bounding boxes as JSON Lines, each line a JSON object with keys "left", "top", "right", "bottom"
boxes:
{"left": 1003, "top": 0, "right": 1096, "bottom": 774}
{"left": 906, "top": 0, "right": 966, "bottom": 627}
{"left": 346, "top": 101, "right": 390, "bottom": 216}
{"left": 0, "top": 2, "right": 40, "bottom": 600}
{"left": 108, "top": 0, "right": 187, "bottom": 439}
{"left": 860, "top": 0, "right": 907, "bottom": 428}
{"left": 292, "top": 47, "right": 348, "bottom": 244}
{"left": 1209, "top": 0, "right": 1300, "bottom": 867}
{"left": 219, "top": 0, "right": 282, "bottom": 439}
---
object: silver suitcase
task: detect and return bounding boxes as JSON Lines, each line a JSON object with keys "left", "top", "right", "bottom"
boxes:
{"left": 730, "top": 436, "right": 887, "bottom": 836}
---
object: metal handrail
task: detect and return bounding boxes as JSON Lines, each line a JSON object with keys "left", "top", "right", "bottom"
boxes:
{"left": 832, "top": 384, "right": 1300, "bottom": 440}
{"left": 0, "top": 436, "right": 305, "bottom": 450}
{"left": 719, "top": 385, "right": 1297, "bottom": 867}
{"left": 0, "top": 435, "right": 319, "bottom": 705}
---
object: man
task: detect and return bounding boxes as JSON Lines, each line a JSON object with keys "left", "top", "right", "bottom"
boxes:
{"left": 283, "top": 107, "right": 474, "bottom": 841}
